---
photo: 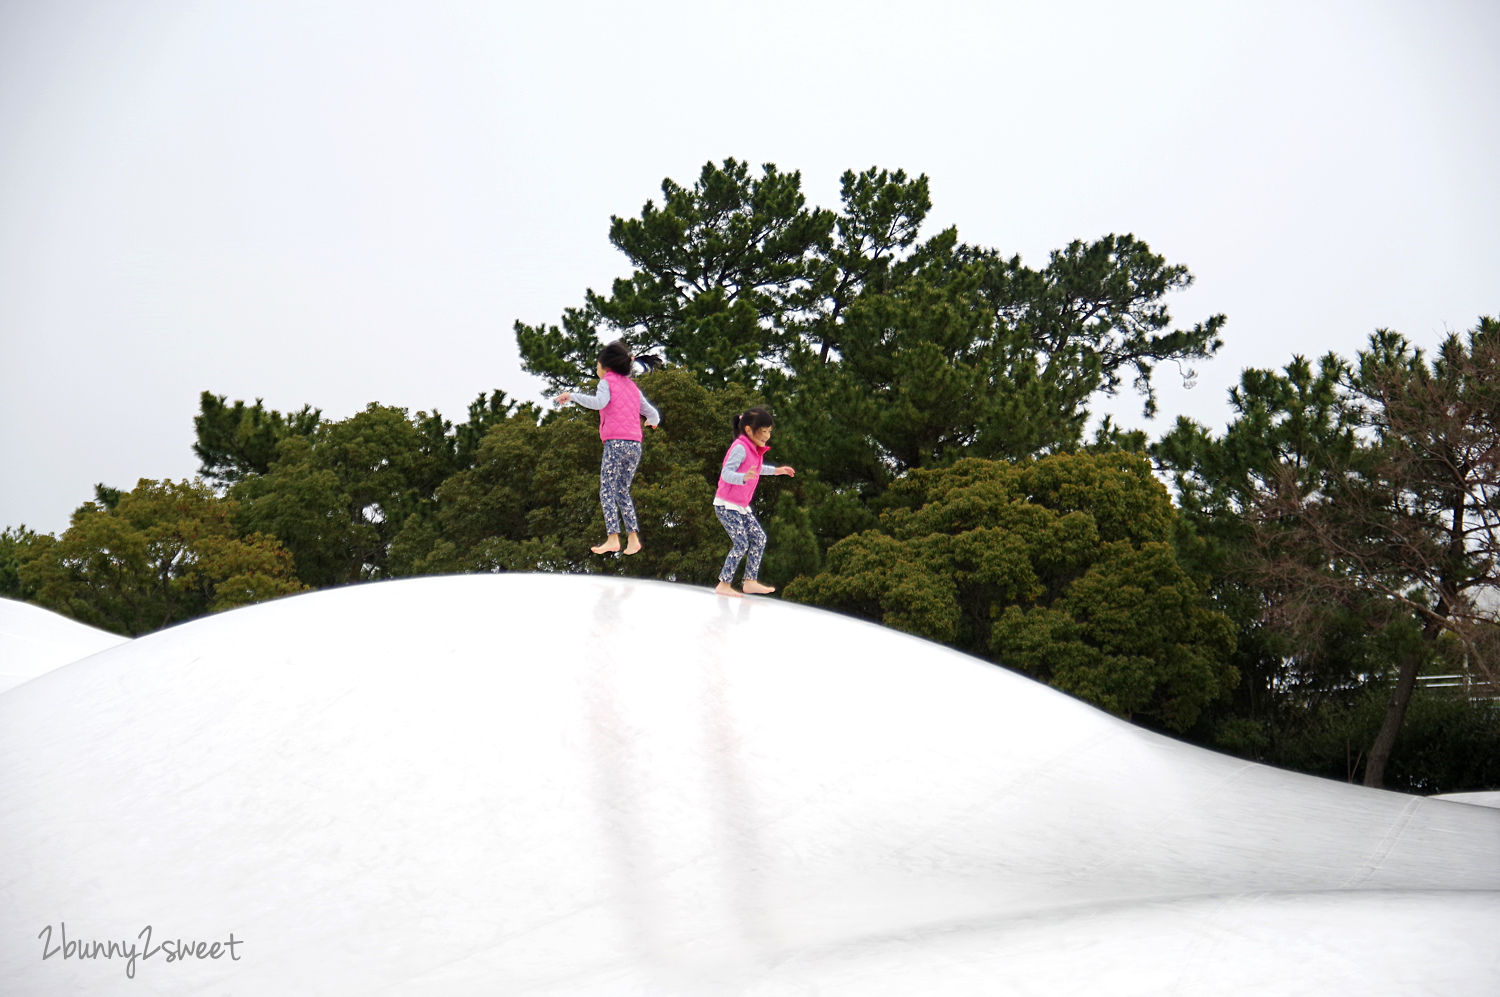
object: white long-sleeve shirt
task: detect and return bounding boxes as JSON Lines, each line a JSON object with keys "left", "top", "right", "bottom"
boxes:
{"left": 566, "top": 379, "right": 660, "bottom": 427}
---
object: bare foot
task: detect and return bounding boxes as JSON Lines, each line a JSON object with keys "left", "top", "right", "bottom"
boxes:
{"left": 624, "top": 535, "right": 643, "bottom": 555}
{"left": 742, "top": 580, "right": 777, "bottom": 595}
{"left": 591, "top": 536, "right": 621, "bottom": 554}
{"left": 714, "top": 582, "right": 744, "bottom": 598}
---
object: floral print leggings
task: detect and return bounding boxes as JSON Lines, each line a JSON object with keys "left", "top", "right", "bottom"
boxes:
{"left": 599, "top": 439, "right": 642, "bottom": 534}
{"left": 715, "top": 505, "right": 766, "bottom": 583}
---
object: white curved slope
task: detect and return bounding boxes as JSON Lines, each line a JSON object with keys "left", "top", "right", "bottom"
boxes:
{"left": 0, "top": 575, "right": 1495, "bottom": 996}
{"left": 1433, "top": 791, "right": 1500, "bottom": 809}
{"left": 0, "top": 597, "right": 129, "bottom": 693}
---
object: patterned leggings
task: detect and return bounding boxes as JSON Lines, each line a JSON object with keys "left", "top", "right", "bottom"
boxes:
{"left": 715, "top": 506, "right": 766, "bottom": 583}
{"left": 599, "top": 440, "right": 642, "bottom": 534}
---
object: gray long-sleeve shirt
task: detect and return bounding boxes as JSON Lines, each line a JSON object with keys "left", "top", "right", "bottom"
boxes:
{"left": 567, "top": 379, "right": 660, "bottom": 427}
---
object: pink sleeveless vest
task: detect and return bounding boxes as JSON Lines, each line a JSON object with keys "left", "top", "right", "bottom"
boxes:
{"left": 715, "top": 434, "right": 768, "bottom": 506}
{"left": 598, "top": 371, "right": 643, "bottom": 442}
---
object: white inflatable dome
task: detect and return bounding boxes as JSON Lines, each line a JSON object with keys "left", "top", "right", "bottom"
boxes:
{"left": 1, "top": 574, "right": 1496, "bottom": 995}
{"left": 1433, "top": 791, "right": 1500, "bottom": 809}
{"left": 0, "top": 596, "right": 129, "bottom": 693}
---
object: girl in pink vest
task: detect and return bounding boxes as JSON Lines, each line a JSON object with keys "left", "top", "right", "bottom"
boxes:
{"left": 714, "top": 406, "right": 796, "bottom": 597}
{"left": 557, "top": 341, "right": 661, "bottom": 555}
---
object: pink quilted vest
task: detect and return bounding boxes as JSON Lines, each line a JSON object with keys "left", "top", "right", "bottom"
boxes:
{"left": 715, "top": 434, "right": 769, "bottom": 506}
{"left": 597, "top": 371, "right": 643, "bottom": 442}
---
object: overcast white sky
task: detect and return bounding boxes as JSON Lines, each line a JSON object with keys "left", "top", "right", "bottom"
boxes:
{"left": 1, "top": 0, "right": 1496, "bottom": 535}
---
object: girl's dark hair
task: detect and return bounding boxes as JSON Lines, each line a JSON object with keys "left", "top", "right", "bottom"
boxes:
{"left": 733, "top": 406, "right": 774, "bottom": 441}
{"left": 597, "top": 340, "right": 633, "bottom": 376}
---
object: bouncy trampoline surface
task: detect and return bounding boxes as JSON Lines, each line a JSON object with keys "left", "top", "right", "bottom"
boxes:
{"left": 0, "top": 596, "right": 128, "bottom": 694}
{"left": 2, "top": 574, "right": 1496, "bottom": 995}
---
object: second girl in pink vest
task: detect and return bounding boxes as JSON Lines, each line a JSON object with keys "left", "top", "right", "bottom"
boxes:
{"left": 714, "top": 406, "right": 796, "bottom": 597}
{"left": 557, "top": 341, "right": 661, "bottom": 555}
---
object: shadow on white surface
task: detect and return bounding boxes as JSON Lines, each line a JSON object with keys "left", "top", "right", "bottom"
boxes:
{"left": 1, "top": 575, "right": 1495, "bottom": 995}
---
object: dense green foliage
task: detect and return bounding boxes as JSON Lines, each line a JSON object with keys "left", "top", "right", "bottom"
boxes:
{"left": 1219, "top": 682, "right": 1500, "bottom": 795}
{"left": 786, "top": 453, "right": 1238, "bottom": 731}
{"left": 194, "top": 393, "right": 323, "bottom": 485}
{"left": 18, "top": 479, "right": 305, "bottom": 636}
{"left": 0, "top": 526, "right": 49, "bottom": 602}
{"left": 5, "top": 158, "right": 1493, "bottom": 792}
{"left": 225, "top": 391, "right": 532, "bottom": 587}
{"left": 1155, "top": 320, "right": 1500, "bottom": 786}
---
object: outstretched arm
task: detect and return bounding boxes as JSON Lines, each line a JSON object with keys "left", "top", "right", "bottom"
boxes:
{"left": 559, "top": 380, "right": 610, "bottom": 410}
{"left": 640, "top": 392, "right": 660, "bottom": 428}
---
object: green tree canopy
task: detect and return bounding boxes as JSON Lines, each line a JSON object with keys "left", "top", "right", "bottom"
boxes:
{"left": 194, "top": 393, "right": 322, "bottom": 485}
{"left": 0, "top": 526, "right": 50, "bottom": 602}
{"left": 18, "top": 479, "right": 305, "bottom": 636}
{"left": 786, "top": 452, "right": 1237, "bottom": 730}
{"left": 967, "top": 233, "right": 1225, "bottom": 418}
{"left": 1153, "top": 318, "right": 1500, "bottom": 786}
{"left": 223, "top": 392, "right": 532, "bottom": 588}
{"left": 786, "top": 266, "right": 1119, "bottom": 487}
{"left": 515, "top": 159, "right": 837, "bottom": 390}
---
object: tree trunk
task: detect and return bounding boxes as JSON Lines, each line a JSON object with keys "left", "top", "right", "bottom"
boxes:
{"left": 1363, "top": 647, "right": 1423, "bottom": 788}
{"left": 1365, "top": 482, "right": 1467, "bottom": 788}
